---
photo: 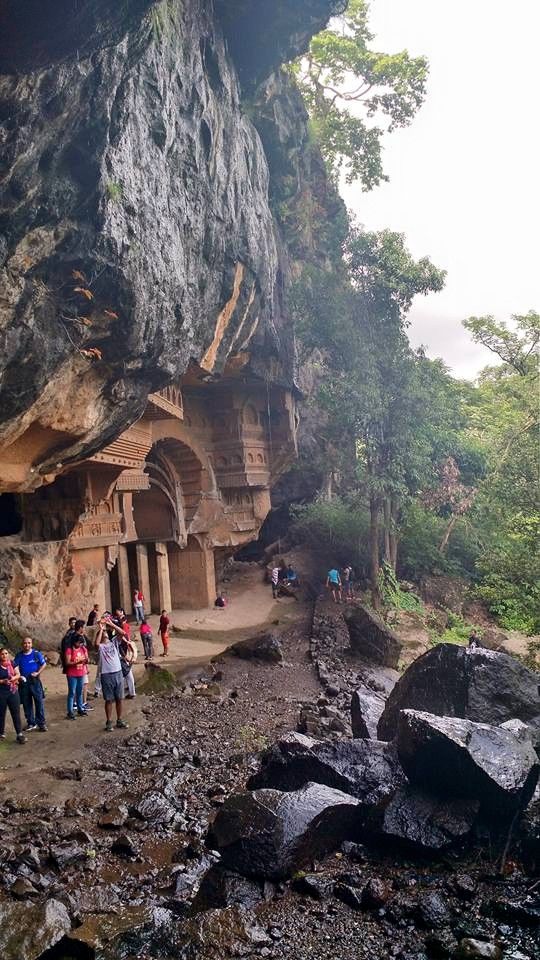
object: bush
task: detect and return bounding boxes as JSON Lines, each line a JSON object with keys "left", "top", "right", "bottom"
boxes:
{"left": 290, "top": 497, "right": 371, "bottom": 576}
{"left": 429, "top": 611, "right": 479, "bottom": 647}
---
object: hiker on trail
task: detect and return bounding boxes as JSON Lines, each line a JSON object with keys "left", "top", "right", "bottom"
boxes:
{"left": 326, "top": 567, "right": 342, "bottom": 603}
{"left": 271, "top": 566, "right": 280, "bottom": 599}
{"left": 95, "top": 617, "right": 129, "bottom": 732}
{"left": 342, "top": 565, "right": 354, "bottom": 602}
{"left": 159, "top": 610, "right": 170, "bottom": 657}
{"left": 13, "top": 637, "right": 47, "bottom": 732}
{"left": 133, "top": 588, "right": 145, "bottom": 624}
{"left": 140, "top": 620, "right": 154, "bottom": 661}
{"left": 64, "top": 629, "right": 89, "bottom": 720}
{"left": 0, "top": 648, "right": 26, "bottom": 744}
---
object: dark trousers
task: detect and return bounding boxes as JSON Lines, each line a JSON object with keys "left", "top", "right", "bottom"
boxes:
{"left": 0, "top": 691, "right": 22, "bottom": 736}
{"left": 19, "top": 679, "right": 46, "bottom": 728}
{"left": 142, "top": 634, "right": 154, "bottom": 659}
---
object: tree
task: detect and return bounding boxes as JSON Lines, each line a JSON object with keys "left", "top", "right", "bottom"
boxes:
{"left": 463, "top": 311, "right": 539, "bottom": 376}
{"left": 294, "top": 0, "right": 428, "bottom": 188}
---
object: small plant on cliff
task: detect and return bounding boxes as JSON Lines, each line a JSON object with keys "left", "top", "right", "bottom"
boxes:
{"left": 294, "top": 0, "right": 428, "bottom": 189}
{"left": 105, "top": 180, "right": 123, "bottom": 203}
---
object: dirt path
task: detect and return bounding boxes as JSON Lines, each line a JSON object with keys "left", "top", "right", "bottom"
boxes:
{"left": 0, "top": 564, "right": 306, "bottom": 799}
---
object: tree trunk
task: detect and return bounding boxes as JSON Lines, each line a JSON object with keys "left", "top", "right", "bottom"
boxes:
{"left": 320, "top": 470, "right": 333, "bottom": 501}
{"left": 369, "top": 495, "right": 381, "bottom": 609}
{"left": 438, "top": 514, "right": 457, "bottom": 554}
{"left": 389, "top": 497, "right": 399, "bottom": 571}
{"left": 383, "top": 497, "right": 391, "bottom": 563}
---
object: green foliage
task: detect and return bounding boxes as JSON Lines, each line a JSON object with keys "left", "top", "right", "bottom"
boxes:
{"left": 378, "top": 561, "right": 424, "bottom": 613}
{"left": 236, "top": 725, "right": 269, "bottom": 753}
{"left": 463, "top": 311, "right": 539, "bottom": 376}
{"left": 105, "top": 180, "right": 123, "bottom": 202}
{"left": 295, "top": 0, "right": 428, "bottom": 188}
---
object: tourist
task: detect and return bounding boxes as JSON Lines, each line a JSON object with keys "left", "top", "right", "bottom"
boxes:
{"left": 214, "top": 593, "right": 227, "bottom": 608}
{"left": 118, "top": 620, "right": 137, "bottom": 699}
{"left": 285, "top": 565, "right": 299, "bottom": 587}
{"left": 140, "top": 620, "right": 154, "bottom": 660}
{"left": 64, "top": 629, "right": 89, "bottom": 719}
{"left": 0, "top": 648, "right": 26, "bottom": 743}
{"left": 468, "top": 629, "right": 481, "bottom": 650}
{"left": 133, "top": 588, "right": 145, "bottom": 624}
{"left": 271, "top": 565, "right": 280, "bottom": 599}
{"left": 159, "top": 609, "right": 170, "bottom": 656}
{"left": 342, "top": 565, "right": 354, "bottom": 602}
{"left": 86, "top": 603, "right": 99, "bottom": 628}
{"left": 60, "top": 616, "right": 77, "bottom": 671}
{"left": 326, "top": 566, "right": 342, "bottom": 603}
{"left": 95, "top": 618, "right": 129, "bottom": 732}
{"left": 13, "top": 637, "right": 47, "bottom": 732}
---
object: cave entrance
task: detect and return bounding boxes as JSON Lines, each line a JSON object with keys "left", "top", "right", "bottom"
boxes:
{"left": 0, "top": 493, "right": 23, "bottom": 536}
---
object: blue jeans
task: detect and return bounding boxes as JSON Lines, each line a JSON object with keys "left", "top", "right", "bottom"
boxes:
{"left": 134, "top": 605, "right": 144, "bottom": 623}
{"left": 20, "top": 678, "right": 46, "bottom": 728}
{"left": 67, "top": 676, "right": 84, "bottom": 715}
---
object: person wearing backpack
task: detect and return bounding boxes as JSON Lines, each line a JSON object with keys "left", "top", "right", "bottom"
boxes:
{"left": 13, "top": 637, "right": 47, "bottom": 732}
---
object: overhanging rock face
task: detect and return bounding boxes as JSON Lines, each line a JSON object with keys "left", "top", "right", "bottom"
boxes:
{"left": 0, "top": 1, "right": 340, "bottom": 633}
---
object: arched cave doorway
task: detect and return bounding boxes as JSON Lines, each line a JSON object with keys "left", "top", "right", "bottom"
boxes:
{"left": 0, "top": 494, "right": 23, "bottom": 536}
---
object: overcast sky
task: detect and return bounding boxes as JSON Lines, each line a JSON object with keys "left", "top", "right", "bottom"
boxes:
{"left": 340, "top": 0, "right": 540, "bottom": 380}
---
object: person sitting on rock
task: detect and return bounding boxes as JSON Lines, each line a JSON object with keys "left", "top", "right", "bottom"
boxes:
{"left": 0, "top": 648, "right": 26, "bottom": 744}
{"left": 13, "top": 636, "right": 47, "bottom": 732}
{"left": 139, "top": 620, "right": 154, "bottom": 660}
{"left": 326, "top": 566, "right": 342, "bottom": 603}
{"left": 468, "top": 629, "right": 482, "bottom": 650}
{"left": 159, "top": 610, "right": 170, "bottom": 657}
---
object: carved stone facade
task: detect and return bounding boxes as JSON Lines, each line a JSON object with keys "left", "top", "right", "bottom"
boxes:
{"left": 5, "top": 368, "right": 296, "bottom": 625}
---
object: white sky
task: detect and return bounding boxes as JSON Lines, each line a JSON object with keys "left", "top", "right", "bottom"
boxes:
{"left": 340, "top": 0, "right": 540, "bottom": 380}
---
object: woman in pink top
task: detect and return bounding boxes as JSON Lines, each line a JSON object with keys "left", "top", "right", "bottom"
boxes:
{"left": 0, "top": 648, "right": 26, "bottom": 743}
{"left": 65, "top": 635, "right": 89, "bottom": 720}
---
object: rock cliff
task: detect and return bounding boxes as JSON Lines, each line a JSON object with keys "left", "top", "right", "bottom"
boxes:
{"left": 0, "top": 0, "right": 342, "bottom": 492}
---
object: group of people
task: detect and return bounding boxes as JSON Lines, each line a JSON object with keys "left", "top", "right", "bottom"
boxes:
{"left": 271, "top": 560, "right": 299, "bottom": 600}
{"left": 325, "top": 565, "right": 355, "bottom": 603}
{"left": 0, "top": 592, "right": 174, "bottom": 743}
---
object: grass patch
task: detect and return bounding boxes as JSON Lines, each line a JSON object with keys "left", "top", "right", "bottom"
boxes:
{"left": 429, "top": 610, "right": 479, "bottom": 647}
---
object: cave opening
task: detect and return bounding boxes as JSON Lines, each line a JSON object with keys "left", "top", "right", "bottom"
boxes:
{"left": 0, "top": 493, "right": 23, "bottom": 536}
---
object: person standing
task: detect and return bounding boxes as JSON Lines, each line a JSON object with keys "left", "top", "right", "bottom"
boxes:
{"left": 140, "top": 620, "right": 154, "bottom": 660}
{"left": 133, "top": 588, "right": 145, "bottom": 624}
{"left": 95, "top": 618, "right": 129, "bottom": 732}
{"left": 271, "top": 566, "right": 280, "bottom": 600}
{"left": 342, "top": 565, "right": 354, "bottom": 602}
{"left": 326, "top": 567, "right": 342, "bottom": 603}
{"left": 13, "top": 637, "right": 47, "bottom": 732}
{"left": 65, "top": 631, "right": 89, "bottom": 719}
{"left": 60, "top": 617, "right": 77, "bottom": 669}
{"left": 159, "top": 610, "right": 170, "bottom": 656}
{"left": 0, "top": 648, "right": 26, "bottom": 743}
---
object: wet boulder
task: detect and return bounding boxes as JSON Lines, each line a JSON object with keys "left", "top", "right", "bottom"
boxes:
{"left": 248, "top": 732, "right": 406, "bottom": 810}
{"left": 378, "top": 644, "right": 540, "bottom": 741}
{"left": 173, "top": 850, "right": 221, "bottom": 905}
{"left": 180, "top": 907, "right": 271, "bottom": 958}
{"left": 343, "top": 605, "right": 403, "bottom": 668}
{"left": 0, "top": 899, "right": 71, "bottom": 960}
{"left": 209, "top": 783, "right": 360, "bottom": 880}
{"left": 230, "top": 630, "right": 283, "bottom": 663}
{"left": 350, "top": 686, "right": 386, "bottom": 739}
{"left": 397, "top": 710, "right": 539, "bottom": 813}
{"left": 193, "top": 864, "right": 272, "bottom": 912}
{"left": 381, "top": 785, "right": 479, "bottom": 851}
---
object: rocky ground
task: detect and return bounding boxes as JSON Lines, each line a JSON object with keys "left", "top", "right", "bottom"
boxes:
{"left": 0, "top": 602, "right": 538, "bottom": 960}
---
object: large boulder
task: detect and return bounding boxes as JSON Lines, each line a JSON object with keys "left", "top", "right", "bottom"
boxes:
{"left": 209, "top": 783, "right": 360, "bottom": 880}
{"left": 343, "top": 605, "right": 402, "bottom": 668}
{"left": 397, "top": 710, "right": 539, "bottom": 813}
{"left": 381, "top": 785, "right": 478, "bottom": 852}
{"left": 0, "top": 899, "right": 71, "bottom": 960}
{"left": 378, "top": 644, "right": 540, "bottom": 741}
{"left": 230, "top": 631, "right": 283, "bottom": 663}
{"left": 248, "top": 732, "right": 405, "bottom": 810}
{"left": 350, "top": 686, "right": 386, "bottom": 739}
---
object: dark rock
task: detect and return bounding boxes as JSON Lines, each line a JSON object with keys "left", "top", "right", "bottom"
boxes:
{"left": 488, "top": 896, "right": 540, "bottom": 925}
{"left": 193, "top": 864, "right": 271, "bottom": 911}
{"left": 65, "top": 906, "right": 152, "bottom": 955}
{"left": 424, "top": 929, "right": 458, "bottom": 958}
{"left": 448, "top": 874, "right": 477, "bottom": 901}
{"left": 230, "top": 631, "right": 283, "bottom": 663}
{"left": 292, "top": 873, "right": 332, "bottom": 900}
{"left": 98, "top": 802, "right": 129, "bottom": 829}
{"left": 334, "top": 881, "right": 363, "bottom": 909}
{"left": 174, "top": 851, "right": 220, "bottom": 904}
{"left": 249, "top": 731, "right": 406, "bottom": 811}
{"left": 10, "top": 877, "right": 39, "bottom": 898}
{"left": 378, "top": 644, "right": 540, "bottom": 741}
{"left": 49, "top": 840, "right": 88, "bottom": 871}
{"left": 382, "top": 786, "right": 479, "bottom": 851}
{"left": 0, "top": 898, "right": 71, "bottom": 960}
{"left": 351, "top": 685, "right": 386, "bottom": 739}
{"left": 180, "top": 906, "right": 272, "bottom": 958}
{"left": 456, "top": 940, "right": 503, "bottom": 959}
{"left": 110, "top": 833, "right": 139, "bottom": 859}
{"left": 209, "top": 782, "right": 360, "bottom": 880}
{"left": 396, "top": 710, "right": 539, "bottom": 813}
{"left": 361, "top": 877, "right": 392, "bottom": 909}
{"left": 341, "top": 840, "right": 368, "bottom": 862}
{"left": 518, "top": 797, "right": 540, "bottom": 874}
{"left": 132, "top": 791, "right": 177, "bottom": 824}
{"left": 344, "top": 605, "right": 403, "bottom": 668}
{"left": 415, "top": 891, "right": 451, "bottom": 929}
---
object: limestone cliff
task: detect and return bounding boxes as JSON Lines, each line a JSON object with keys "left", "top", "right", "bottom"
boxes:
{"left": 0, "top": 0, "right": 343, "bottom": 493}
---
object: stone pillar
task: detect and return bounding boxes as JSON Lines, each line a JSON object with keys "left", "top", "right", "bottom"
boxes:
{"left": 135, "top": 543, "right": 151, "bottom": 609}
{"left": 155, "top": 541, "right": 172, "bottom": 613}
{"left": 117, "top": 543, "right": 132, "bottom": 614}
